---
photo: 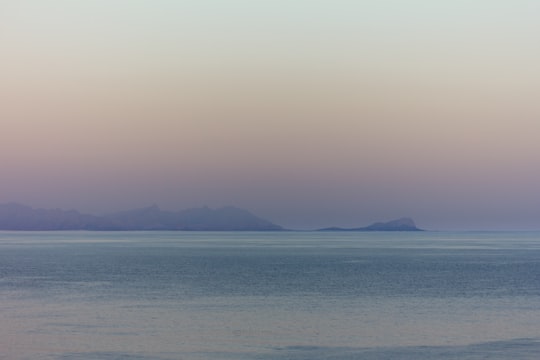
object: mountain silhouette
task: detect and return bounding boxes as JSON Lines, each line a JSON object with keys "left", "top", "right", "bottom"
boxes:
{"left": 0, "top": 203, "right": 282, "bottom": 231}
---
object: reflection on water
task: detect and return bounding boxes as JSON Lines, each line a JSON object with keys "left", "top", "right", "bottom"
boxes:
{"left": 0, "top": 231, "right": 539, "bottom": 359}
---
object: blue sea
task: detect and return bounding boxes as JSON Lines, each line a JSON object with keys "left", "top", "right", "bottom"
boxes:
{"left": 1, "top": 231, "right": 540, "bottom": 359}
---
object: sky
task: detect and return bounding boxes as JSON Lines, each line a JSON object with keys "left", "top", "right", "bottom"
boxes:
{"left": 1, "top": 1, "right": 540, "bottom": 230}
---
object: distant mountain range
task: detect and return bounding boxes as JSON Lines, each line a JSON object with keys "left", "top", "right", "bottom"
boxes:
{"left": 0, "top": 203, "right": 282, "bottom": 231}
{"left": 0, "top": 203, "right": 422, "bottom": 231}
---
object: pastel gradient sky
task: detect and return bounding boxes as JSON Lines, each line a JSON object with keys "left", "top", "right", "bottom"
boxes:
{"left": 2, "top": 1, "right": 540, "bottom": 230}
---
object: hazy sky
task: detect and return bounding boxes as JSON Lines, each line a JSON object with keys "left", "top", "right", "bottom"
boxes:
{"left": 2, "top": 1, "right": 540, "bottom": 230}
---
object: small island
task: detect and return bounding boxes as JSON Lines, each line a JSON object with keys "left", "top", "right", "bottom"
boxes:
{"left": 318, "top": 217, "right": 423, "bottom": 231}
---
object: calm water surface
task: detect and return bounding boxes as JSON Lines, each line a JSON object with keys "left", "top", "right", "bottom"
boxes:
{"left": 0, "top": 231, "right": 539, "bottom": 359}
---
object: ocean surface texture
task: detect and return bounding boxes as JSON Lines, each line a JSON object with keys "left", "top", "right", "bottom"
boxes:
{"left": 0, "top": 231, "right": 539, "bottom": 359}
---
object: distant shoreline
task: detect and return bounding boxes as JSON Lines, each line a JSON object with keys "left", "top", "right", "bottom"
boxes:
{"left": 0, "top": 203, "right": 423, "bottom": 232}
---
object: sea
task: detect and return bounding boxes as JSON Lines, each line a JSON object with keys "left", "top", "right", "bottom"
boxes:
{"left": 0, "top": 231, "right": 539, "bottom": 360}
